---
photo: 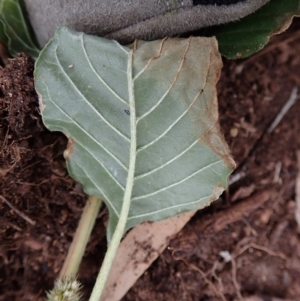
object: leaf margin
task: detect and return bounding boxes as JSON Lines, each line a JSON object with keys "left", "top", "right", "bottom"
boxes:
{"left": 201, "top": 0, "right": 300, "bottom": 59}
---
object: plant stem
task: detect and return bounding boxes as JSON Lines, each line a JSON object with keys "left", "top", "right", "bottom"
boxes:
{"left": 59, "top": 195, "right": 102, "bottom": 279}
{"left": 88, "top": 48, "right": 136, "bottom": 301}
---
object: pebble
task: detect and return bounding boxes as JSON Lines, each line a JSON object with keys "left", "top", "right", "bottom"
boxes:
{"left": 230, "top": 127, "right": 239, "bottom": 137}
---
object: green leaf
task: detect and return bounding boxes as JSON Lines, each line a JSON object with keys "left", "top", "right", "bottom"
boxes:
{"left": 203, "top": 0, "right": 300, "bottom": 59}
{"left": 0, "top": 18, "right": 8, "bottom": 46}
{"left": 35, "top": 26, "right": 235, "bottom": 240}
{"left": 0, "top": 0, "right": 40, "bottom": 58}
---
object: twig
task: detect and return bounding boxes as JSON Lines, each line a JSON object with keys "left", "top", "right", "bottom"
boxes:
{"left": 268, "top": 87, "right": 298, "bottom": 133}
{"left": 0, "top": 195, "right": 36, "bottom": 226}
{"left": 273, "top": 162, "right": 282, "bottom": 184}
{"left": 219, "top": 251, "right": 242, "bottom": 300}
{"left": 236, "top": 242, "right": 287, "bottom": 261}
{"left": 231, "top": 257, "right": 243, "bottom": 301}
{"left": 204, "top": 190, "right": 271, "bottom": 232}
{"left": 0, "top": 216, "right": 22, "bottom": 231}
{"left": 241, "top": 217, "right": 257, "bottom": 236}
{"left": 243, "top": 296, "right": 294, "bottom": 301}
{"left": 295, "top": 151, "right": 300, "bottom": 231}
{"left": 173, "top": 256, "right": 227, "bottom": 301}
{"left": 15, "top": 179, "right": 50, "bottom": 186}
{"left": 190, "top": 263, "right": 227, "bottom": 301}
{"left": 210, "top": 260, "right": 224, "bottom": 293}
{"left": 236, "top": 87, "right": 298, "bottom": 174}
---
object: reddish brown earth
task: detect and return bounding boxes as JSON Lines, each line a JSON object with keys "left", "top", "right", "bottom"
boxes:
{"left": 1, "top": 19, "right": 300, "bottom": 301}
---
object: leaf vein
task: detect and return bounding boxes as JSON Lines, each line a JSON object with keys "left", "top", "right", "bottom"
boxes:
{"left": 133, "top": 38, "right": 167, "bottom": 81}
{"left": 136, "top": 37, "right": 192, "bottom": 123}
{"left": 70, "top": 139, "right": 125, "bottom": 191}
{"left": 134, "top": 139, "right": 198, "bottom": 180}
{"left": 54, "top": 45, "right": 131, "bottom": 143}
{"left": 113, "top": 39, "right": 130, "bottom": 55}
{"left": 132, "top": 160, "right": 222, "bottom": 201}
{"left": 80, "top": 34, "right": 130, "bottom": 107}
{"left": 75, "top": 160, "right": 120, "bottom": 218}
{"left": 43, "top": 84, "right": 128, "bottom": 171}
{"left": 127, "top": 195, "right": 209, "bottom": 220}
{"left": 137, "top": 87, "right": 202, "bottom": 153}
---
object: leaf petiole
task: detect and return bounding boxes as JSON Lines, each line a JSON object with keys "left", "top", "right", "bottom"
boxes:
{"left": 59, "top": 195, "right": 102, "bottom": 279}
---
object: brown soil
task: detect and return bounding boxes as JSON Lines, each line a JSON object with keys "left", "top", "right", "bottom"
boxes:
{"left": 1, "top": 19, "right": 300, "bottom": 301}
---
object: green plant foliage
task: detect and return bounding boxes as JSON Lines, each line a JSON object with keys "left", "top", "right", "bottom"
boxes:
{"left": 203, "top": 0, "right": 300, "bottom": 59}
{"left": 0, "top": 0, "right": 40, "bottom": 58}
{"left": 35, "top": 26, "right": 235, "bottom": 241}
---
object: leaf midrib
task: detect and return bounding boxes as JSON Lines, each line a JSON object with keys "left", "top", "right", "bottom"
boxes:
{"left": 117, "top": 48, "right": 136, "bottom": 230}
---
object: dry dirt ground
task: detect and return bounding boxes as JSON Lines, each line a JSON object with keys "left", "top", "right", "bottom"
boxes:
{"left": 0, "top": 18, "right": 300, "bottom": 301}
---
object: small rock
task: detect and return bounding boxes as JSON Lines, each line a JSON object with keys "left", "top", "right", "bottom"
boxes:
{"left": 230, "top": 127, "right": 238, "bottom": 137}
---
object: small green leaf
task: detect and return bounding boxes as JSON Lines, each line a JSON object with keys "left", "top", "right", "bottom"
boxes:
{"left": 203, "top": 0, "right": 300, "bottom": 59}
{"left": 35, "top": 27, "right": 235, "bottom": 240}
{"left": 0, "top": 0, "right": 40, "bottom": 58}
